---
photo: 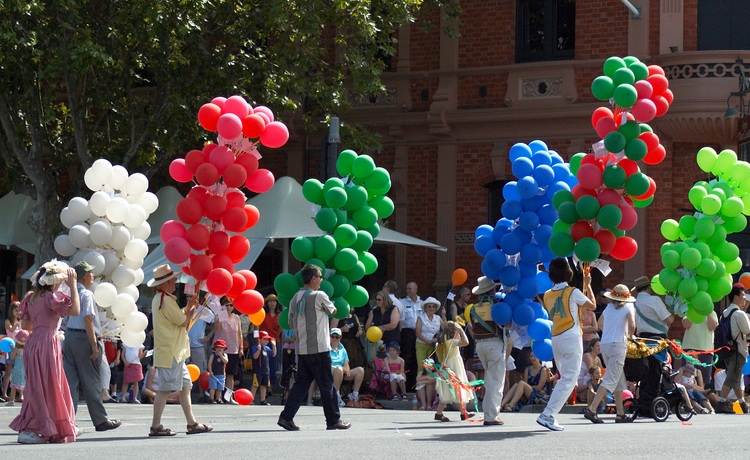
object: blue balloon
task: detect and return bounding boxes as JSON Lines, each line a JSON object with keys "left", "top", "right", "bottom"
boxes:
{"left": 481, "top": 258, "right": 502, "bottom": 280}
{"left": 528, "top": 318, "right": 552, "bottom": 341}
{"left": 533, "top": 165, "right": 555, "bottom": 187}
{"left": 509, "top": 143, "right": 533, "bottom": 162}
{"left": 502, "top": 181, "right": 520, "bottom": 201}
{"left": 475, "top": 224, "right": 493, "bottom": 239}
{"left": 565, "top": 173, "right": 578, "bottom": 188}
{"left": 534, "top": 225, "right": 552, "bottom": 246}
{"left": 513, "top": 227, "right": 532, "bottom": 245}
{"left": 503, "top": 289, "right": 524, "bottom": 307}
{"left": 501, "top": 200, "right": 523, "bottom": 220}
{"left": 550, "top": 151, "right": 564, "bottom": 165}
{"left": 530, "top": 301, "right": 548, "bottom": 320}
{"left": 474, "top": 234, "right": 497, "bottom": 256}
{"left": 537, "top": 204, "right": 558, "bottom": 226}
{"left": 546, "top": 181, "right": 571, "bottom": 200}
{"left": 536, "top": 270, "right": 553, "bottom": 292}
{"left": 518, "top": 262, "right": 538, "bottom": 278}
{"left": 529, "top": 140, "right": 548, "bottom": 154}
{"left": 491, "top": 302, "right": 513, "bottom": 326}
{"left": 520, "top": 242, "right": 542, "bottom": 264}
{"left": 513, "top": 303, "right": 535, "bottom": 326}
{"left": 484, "top": 248, "right": 507, "bottom": 271}
{"left": 497, "top": 218, "right": 515, "bottom": 229}
{"left": 518, "top": 212, "right": 539, "bottom": 232}
{"left": 0, "top": 337, "right": 15, "bottom": 353}
{"left": 492, "top": 223, "right": 509, "bottom": 246}
{"left": 517, "top": 277, "right": 539, "bottom": 299}
{"left": 532, "top": 338, "right": 554, "bottom": 361}
{"left": 552, "top": 163, "right": 572, "bottom": 182}
{"left": 531, "top": 151, "right": 552, "bottom": 167}
{"left": 521, "top": 196, "right": 540, "bottom": 212}
{"left": 500, "top": 232, "right": 522, "bottom": 255}
{"left": 516, "top": 176, "right": 539, "bottom": 199}
{"left": 512, "top": 157, "right": 534, "bottom": 178}
{"left": 540, "top": 246, "right": 556, "bottom": 263}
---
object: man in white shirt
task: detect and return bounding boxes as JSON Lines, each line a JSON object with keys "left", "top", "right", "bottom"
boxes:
{"left": 631, "top": 276, "right": 674, "bottom": 339}
{"left": 400, "top": 281, "right": 422, "bottom": 389}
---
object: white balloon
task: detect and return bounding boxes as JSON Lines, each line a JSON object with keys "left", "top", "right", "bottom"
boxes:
{"left": 94, "top": 282, "right": 118, "bottom": 307}
{"left": 112, "top": 293, "right": 137, "bottom": 318}
{"left": 124, "top": 204, "right": 147, "bottom": 229}
{"left": 60, "top": 207, "right": 77, "bottom": 229}
{"left": 89, "top": 220, "right": 113, "bottom": 246}
{"left": 120, "top": 329, "right": 146, "bottom": 347}
{"left": 89, "top": 191, "right": 111, "bottom": 217}
{"left": 124, "top": 311, "right": 148, "bottom": 333}
{"left": 54, "top": 235, "right": 76, "bottom": 257}
{"left": 125, "top": 173, "right": 149, "bottom": 199}
{"left": 133, "top": 268, "right": 144, "bottom": 285}
{"left": 120, "top": 257, "right": 143, "bottom": 270}
{"left": 70, "top": 251, "right": 85, "bottom": 266}
{"left": 130, "top": 221, "right": 151, "bottom": 241}
{"left": 91, "top": 159, "right": 113, "bottom": 184}
{"left": 118, "top": 284, "right": 139, "bottom": 302}
{"left": 109, "top": 225, "right": 131, "bottom": 250}
{"left": 68, "top": 224, "right": 92, "bottom": 249}
{"left": 110, "top": 165, "right": 129, "bottom": 191}
{"left": 102, "top": 250, "right": 121, "bottom": 276}
{"left": 111, "top": 265, "right": 136, "bottom": 288}
{"left": 84, "top": 168, "right": 103, "bottom": 192}
{"left": 68, "top": 197, "right": 91, "bottom": 222}
{"left": 83, "top": 251, "right": 106, "bottom": 275}
{"left": 105, "top": 197, "right": 130, "bottom": 224}
{"left": 138, "top": 192, "right": 159, "bottom": 215}
{"left": 124, "top": 239, "right": 148, "bottom": 262}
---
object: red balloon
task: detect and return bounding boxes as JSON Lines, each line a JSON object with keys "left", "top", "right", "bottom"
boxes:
{"left": 209, "top": 146, "right": 235, "bottom": 175}
{"left": 630, "top": 99, "right": 656, "bottom": 123}
{"left": 596, "top": 188, "right": 621, "bottom": 207}
{"left": 577, "top": 164, "right": 603, "bottom": 190}
{"left": 199, "top": 372, "right": 210, "bottom": 391}
{"left": 591, "top": 107, "right": 614, "bottom": 128}
{"left": 571, "top": 220, "right": 595, "bottom": 241}
{"left": 164, "top": 237, "right": 191, "bottom": 264}
{"left": 223, "top": 207, "right": 248, "bottom": 233}
{"left": 223, "top": 164, "right": 248, "bottom": 188}
{"left": 633, "top": 80, "right": 653, "bottom": 99}
{"left": 639, "top": 132, "right": 659, "bottom": 152}
{"left": 233, "top": 388, "right": 254, "bottom": 406}
{"left": 633, "top": 177, "right": 657, "bottom": 200}
{"left": 653, "top": 96, "right": 669, "bottom": 117}
{"left": 169, "top": 159, "right": 193, "bottom": 183}
{"left": 260, "top": 121, "right": 289, "bottom": 149}
{"left": 176, "top": 198, "right": 203, "bottom": 225}
{"left": 217, "top": 113, "right": 243, "bottom": 140}
{"left": 190, "top": 254, "right": 213, "bottom": 281}
{"left": 594, "top": 229, "right": 616, "bottom": 254}
{"left": 237, "top": 270, "right": 257, "bottom": 290}
{"left": 254, "top": 106, "right": 275, "bottom": 122}
{"left": 226, "top": 236, "right": 250, "bottom": 263}
{"left": 202, "top": 143, "right": 219, "bottom": 156}
{"left": 580, "top": 153, "right": 605, "bottom": 171}
{"left": 609, "top": 236, "right": 638, "bottom": 261}
{"left": 225, "top": 189, "right": 246, "bottom": 209}
{"left": 186, "top": 223, "right": 210, "bottom": 251}
{"left": 647, "top": 65, "right": 665, "bottom": 77}
{"left": 197, "top": 103, "right": 221, "bottom": 131}
{"left": 184, "top": 149, "right": 206, "bottom": 174}
{"left": 187, "top": 186, "right": 210, "bottom": 206}
{"left": 662, "top": 89, "right": 674, "bottom": 105}
{"left": 235, "top": 154, "right": 259, "bottom": 178}
{"left": 647, "top": 74, "right": 669, "bottom": 96}
{"left": 572, "top": 184, "right": 597, "bottom": 200}
{"left": 204, "top": 195, "right": 227, "bottom": 222}
{"left": 160, "top": 220, "right": 186, "bottom": 243}
{"left": 642, "top": 144, "right": 666, "bottom": 165}
{"left": 206, "top": 268, "right": 233, "bottom": 296}
{"left": 208, "top": 231, "right": 230, "bottom": 255}
{"left": 245, "top": 204, "right": 260, "bottom": 229}
{"left": 222, "top": 95, "right": 250, "bottom": 119}
{"left": 211, "top": 97, "right": 227, "bottom": 109}
{"left": 242, "top": 114, "right": 266, "bottom": 138}
{"left": 195, "top": 163, "right": 220, "bottom": 186}
{"left": 616, "top": 158, "right": 639, "bottom": 177}
{"left": 211, "top": 253, "right": 234, "bottom": 274}
{"left": 617, "top": 203, "right": 638, "bottom": 230}
{"left": 227, "top": 272, "right": 247, "bottom": 298}
{"left": 246, "top": 169, "right": 275, "bottom": 193}
{"left": 233, "top": 289, "right": 264, "bottom": 315}
{"left": 595, "top": 116, "right": 617, "bottom": 139}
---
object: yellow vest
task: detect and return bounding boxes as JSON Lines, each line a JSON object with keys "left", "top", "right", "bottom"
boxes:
{"left": 469, "top": 296, "right": 500, "bottom": 339}
{"left": 543, "top": 287, "right": 580, "bottom": 336}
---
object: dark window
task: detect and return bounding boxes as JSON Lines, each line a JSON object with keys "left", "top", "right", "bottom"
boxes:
{"left": 698, "top": 0, "right": 750, "bottom": 50}
{"left": 516, "top": 0, "right": 575, "bottom": 63}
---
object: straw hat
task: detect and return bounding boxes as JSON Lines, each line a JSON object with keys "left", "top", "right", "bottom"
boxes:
{"left": 472, "top": 276, "right": 498, "bottom": 295}
{"left": 147, "top": 264, "right": 180, "bottom": 287}
{"left": 604, "top": 284, "right": 637, "bottom": 303}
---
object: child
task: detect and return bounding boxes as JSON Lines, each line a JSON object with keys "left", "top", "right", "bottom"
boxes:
{"left": 121, "top": 342, "right": 146, "bottom": 404}
{"left": 383, "top": 341, "right": 407, "bottom": 400}
{"left": 415, "top": 366, "right": 437, "bottom": 410}
{"left": 279, "top": 328, "right": 296, "bottom": 404}
{"left": 208, "top": 339, "right": 229, "bottom": 404}
{"left": 6, "top": 330, "right": 28, "bottom": 406}
{"left": 434, "top": 321, "right": 473, "bottom": 421}
{"left": 251, "top": 331, "right": 276, "bottom": 405}
{"left": 678, "top": 364, "right": 712, "bottom": 414}
{"left": 586, "top": 366, "right": 607, "bottom": 414}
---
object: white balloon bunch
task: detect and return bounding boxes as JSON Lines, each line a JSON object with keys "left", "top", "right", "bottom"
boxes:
{"left": 54, "top": 159, "right": 158, "bottom": 347}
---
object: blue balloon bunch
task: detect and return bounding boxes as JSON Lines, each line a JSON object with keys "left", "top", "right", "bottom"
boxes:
{"left": 473, "top": 140, "right": 578, "bottom": 361}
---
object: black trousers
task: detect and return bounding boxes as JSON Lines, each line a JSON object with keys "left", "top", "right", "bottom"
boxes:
{"left": 400, "top": 328, "right": 417, "bottom": 389}
{"left": 280, "top": 352, "right": 340, "bottom": 426}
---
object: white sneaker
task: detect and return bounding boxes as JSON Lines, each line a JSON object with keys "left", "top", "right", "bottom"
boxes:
{"left": 337, "top": 394, "right": 345, "bottom": 407}
{"left": 18, "top": 431, "right": 47, "bottom": 444}
{"left": 536, "top": 414, "right": 564, "bottom": 431}
{"left": 347, "top": 392, "right": 359, "bottom": 402}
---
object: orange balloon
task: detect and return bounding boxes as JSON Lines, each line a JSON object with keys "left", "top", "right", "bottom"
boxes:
{"left": 739, "top": 273, "right": 750, "bottom": 290}
{"left": 451, "top": 268, "right": 468, "bottom": 286}
{"left": 187, "top": 364, "right": 200, "bottom": 382}
{"left": 249, "top": 308, "right": 266, "bottom": 326}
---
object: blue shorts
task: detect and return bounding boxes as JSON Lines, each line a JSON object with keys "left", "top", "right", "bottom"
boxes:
{"left": 254, "top": 372, "right": 270, "bottom": 387}
{"left": 209, "top": 374, "right": 226, "bottom": 390}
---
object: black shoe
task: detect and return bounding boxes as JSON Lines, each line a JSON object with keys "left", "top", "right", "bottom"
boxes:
{"left": 277, "top": 417, "right": 300, "bottom": 431}
{"left": 95, "top": 419, "right": 122, "bottom": 432}
{"left": 483, "top": 419, "right": 504, "bottom": 426}
{"left": 583, "top": 407, "right": 603, "bottom": 424}
{"left": 326, "top": 420, "right": 351, "bottom": 430}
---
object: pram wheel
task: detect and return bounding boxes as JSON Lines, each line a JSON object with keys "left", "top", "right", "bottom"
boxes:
{"left": 673, "top": 400, "right": 693, "bottom": 422}
{"left": 651, "top": 396, "right": 670, "bottom": 422}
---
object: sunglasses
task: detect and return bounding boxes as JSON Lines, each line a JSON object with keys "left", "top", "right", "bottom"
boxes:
{"left": 376, "top": 298, "right": 384, "bottom": 301}
{"left": 330, "top": 335, "right": 340, "bottom": 338}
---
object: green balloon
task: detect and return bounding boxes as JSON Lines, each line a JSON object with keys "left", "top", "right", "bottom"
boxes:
{"left": 591, "top": 76, "right": 615, "bottom": 100}
{"left": 291, "top": 237, "right": 315, "bottom": 262}
{"left": 351, "top": 230, "right": 374, "bottom": 252}
{"left": 660, "top": 242, "right": 674, "bottom": 256}
{"left": 693, "top": 217, "right": 715, "bottom": 239}
{"left": 325, "top": 186, "right": 348, "bottom": 209}
{"left": 569, "top": 153, "right": 585, "bottom": 175}
{"left": 694, "top": 242, "right": 711, "bottom": 259}
{"left": 613, "top": 84, "right": 638, "bottom": 108}
{"left": 597, "top": 204, "right": 622, "bottom": 229}
{"left": 680, "top": 248, "right": 702, "bottom": 269}
{"left": 340, "top": 261, "right": 366, "bottom": 282}
{"left": 715, "top": 241, "right": 739, "bottom": 262}
{"left": 369, "top": 195, "right": 394, "bottom": 219}
{"left": 351, "top": 155, "right": 376, "bottom": 179}
{"left": 722, "top": 196, "right": 744, "bottom": 218}
{"left": 612, "top": 67, "right": 635, "bottom": 86}
{"left": 574, "top": 237, "right": 600, "bottom": 263}
{"left": 660, "top": 219, "right": 680, "bottom": 241}
{"left": 696, "top": 147, "right": 717, "bottom": 173}
{"left": 549, "top": 231, "right": 575, "bottom": 257}
{"left": 294, "top": 270, "right": 304, "bottom": 287}
{"left": 575, "top": 195, "right": 600, "bottom": 220}
{"left": 678, "top": 215, "right": 696, "bottom": 237}
{"left": 344, "top": 284, "right": 369, "bottom": 308}
{"left": 678, "top": 278, "right": 698, "bottom": 299}
{"left": 628, "top": 61, "right": 649, "bottom": 81}
{"left": 333, "top": 224, "right": 358, "bottom": 247}
{"left": 365, "top": 167, "right": 391, "bottom": 192}
{"left": 726, "top": 256, "right": 743, "bottom": 274}
{"left": 712, "top": 260, "right": 727, "bottom": 280}
{"left": 302, "top": 179, "right": 325, "bottom": 205}
{"left": 353, "top": 206, "right": 378, "bottom": 229}
{"left": 336, "top": 149, "right": 358, "bottom": 177}
{"left": 278, "top": 308, "right": 290, "bottom": 329}
{"left": 672, "top": 241, "right": 688, "bottom": 254}
{"left": 625, "top": 139, "right": 648, "bottom": 161}
{"left": 723, "top": 214, "right": 748, "bottom": 233}
{"left": 557, "top": 201, "right": 579, "bottom": 224}
{"left": 552, "top": 220, "right": 571, "bottom": 234}
{"left": 716, "top": 149, "right": 738, "bottom": 174}
{"left": 359, "top": 251, "right": 378, "bottom": 275}
{"left": 323, "top": 177, "right": 345, "bottom": 194}
{"left": 633, "top": 196, "right": 654, "bottom": 208}
{"left": 328, "top": 274, "right": 352, "bottom": 298}
{"left": 625, "top": 172, "right": 650, "bottom": 197}
{"left": 688, "top": 185, "right": 707, "bottom": 210}
{"left": 552, "top": 189, "right": 575, "bottom": 208}
{"left": 690, "top": 291, "right": 714, "bottom": 316}
{"left": 364, "top": 222, "right": 380, "bottom": 238}
{"left": 651, "top": 275, "right": 667, "bottom": 295}
{"left": 731, "top": 161, "right": 750, "bottom": 184}
{"left": 707, "top": 224, "right": 727, "bottom": 246}
{"left": 334, "top": 248, "right": 359, "bottom": 272}
{"left": 335, "top": 209, "right": 349, "bottom": 227}
{"left": 315, "top": 207, "right": 338, "bottom": 232}
{"left": 319, "top": 279, "right": 334, "bottom": 297}
{"left": 604, "top": 131, "right": 627, "bottom": 153}
{"left": 618, "top": 120, "right": 641, "bottom": 140}
{"left": 708, "top": 276, "right": 731, "bottom": 302}
{"left": 603, "top": 56, "right": 627, "bottom": 78}
{"left": 622, "top": 56, "right": 641, "bottom": 67}
{"left": 306, "top": 258, "right": 327, "bottom": 275}
{"left": 274, "top": 273, "right": 301, "bottom": 299}
{"left": 684, "top": 307, "right": 706, "bottom": 325}
{"left": 603, "top": 165, "right": 626, "bottom": 189}
{"left": 639, "top": 123, "right": 653, "bottom": 133}
{"left": 659, "top": 268, "right": 681, "bottom": 292}
{"left": 332, "top": 297, "right": 351, "bottom": 320}
{"left": 344, "top": 185, "right": 368, "bottom": 211}
{"left": 661, "top": 249, "right": 681, "bottom": 269}
{"left": 696, "top": 276, "right": 709, "bottom": 294}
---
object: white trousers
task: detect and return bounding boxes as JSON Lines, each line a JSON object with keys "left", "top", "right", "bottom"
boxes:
{"left": 475, "top": 338, "right": 506, "bottom": 422}
{"left": 542, "top": 333, "right": 582, "bottom": 418}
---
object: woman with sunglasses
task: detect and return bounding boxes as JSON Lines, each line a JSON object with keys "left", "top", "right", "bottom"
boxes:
{"left": 365, "top": 290, "right": 401, "bottom": 347}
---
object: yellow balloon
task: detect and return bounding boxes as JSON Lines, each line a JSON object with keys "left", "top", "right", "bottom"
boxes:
{"left": 250, "top": 309, "right": 266, "bottom": 326}
{"left": 187, "top": 363, "right": 200, "bottom": 382}
{"left": 366, "top": 326, "right": 383, "bottom": 343}
{"left": 464, "top": 304, "right": 474, "bottom": 325}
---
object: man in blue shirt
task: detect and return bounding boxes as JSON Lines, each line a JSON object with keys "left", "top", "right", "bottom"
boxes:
{"left": 188, "top": 302, "right": 215, "bottom": 402}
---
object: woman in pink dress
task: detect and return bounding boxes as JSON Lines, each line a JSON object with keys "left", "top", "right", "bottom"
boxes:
{"left": 10, "top": 261, "right": 80, "bottom": 444}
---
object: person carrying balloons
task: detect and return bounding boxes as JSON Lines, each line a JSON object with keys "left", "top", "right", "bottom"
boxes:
{"left": 537, "top": 258, "right": 596, "bottom": 432}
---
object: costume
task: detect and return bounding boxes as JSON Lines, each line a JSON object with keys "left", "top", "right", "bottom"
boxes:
{"left": 10, "top": 291, "right": 76, "bottom": 442}
{"left": 435, "top": 339, "right": 472, "bottom": 404}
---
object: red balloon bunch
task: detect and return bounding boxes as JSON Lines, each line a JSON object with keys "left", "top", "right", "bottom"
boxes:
{"left": 197, "top": 95, "right": 289, "bottom": 149}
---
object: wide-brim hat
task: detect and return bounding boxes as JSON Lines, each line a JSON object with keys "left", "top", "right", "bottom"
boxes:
{"left": 265, "top": 293, "right": 278, "bottom": 302}
{"left": 472, "top": 276, "right": 498, "bottom": 295}
{"left": 631, "top": 276, "right": 651, "bottom": 291}
{"left": 422, "top": 296, "right": 441, "bottom": 309}
{"left": 604, "top": 284, "right": 637, "bottom": 303}
{"left": 147, "top": 264, "right": 180, "bottom": 287}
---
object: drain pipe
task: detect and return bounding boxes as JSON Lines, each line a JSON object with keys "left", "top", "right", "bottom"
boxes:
{"left": 620, "top": 0, "right": 642, "bottom": 19}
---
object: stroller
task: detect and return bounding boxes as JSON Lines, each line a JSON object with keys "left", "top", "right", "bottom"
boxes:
{"left": 623, "top": 348, "right": 693, "bottom": 422}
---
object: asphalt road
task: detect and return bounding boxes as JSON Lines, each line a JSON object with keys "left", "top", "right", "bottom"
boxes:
{"left": 0, "top": 401, "right": 746, "bottom": 459}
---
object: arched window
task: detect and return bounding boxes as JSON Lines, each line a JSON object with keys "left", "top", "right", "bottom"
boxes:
{"left": 516, "top": 0, "right": 576, "bottom": 63}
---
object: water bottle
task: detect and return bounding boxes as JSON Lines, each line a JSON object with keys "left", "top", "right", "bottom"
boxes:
{"left": 412, "top": 394, "right": 418, "bottom": 410}
{"left": 128, "top": 388, "right": 133, "bottom": 403}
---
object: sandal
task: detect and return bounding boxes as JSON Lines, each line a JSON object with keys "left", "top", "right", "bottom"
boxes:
{"left": 434, "top": 413, "right": 450, "bottom": 422}
{"left": 186, "top": 422, "right": 213, "bottom": 435}
{"left": 501, "top": 405, "right": 513, "bottom": 413}
{"left": 149, "top": 425, "right": 177, "bottom": 437}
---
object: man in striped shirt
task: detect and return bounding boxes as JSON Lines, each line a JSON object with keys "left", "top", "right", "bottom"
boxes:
{"left": 278, "top": 264, "right": 351, "bottom": 431}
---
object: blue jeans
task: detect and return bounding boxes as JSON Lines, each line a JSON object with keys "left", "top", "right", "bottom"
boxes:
{"left": 280, "top": 352, "right": 340, "bottom": 426}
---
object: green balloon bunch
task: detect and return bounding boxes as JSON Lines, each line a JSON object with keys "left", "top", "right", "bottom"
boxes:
{"left": 654, "top": 148, "right": 750, "bottom": 323}
{"left": 274, "top": 149, "right": 394, "bottom": 326}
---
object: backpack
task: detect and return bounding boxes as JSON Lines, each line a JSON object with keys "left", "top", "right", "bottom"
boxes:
{"left": 714, "top": 307, "right": 739, "bottom": 366}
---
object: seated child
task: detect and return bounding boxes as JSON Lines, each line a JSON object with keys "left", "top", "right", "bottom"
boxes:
{"left": 677, "top": 364, "right": 712, "bottom": 414}
{"left": 586, "top": 366, "right": 607, "bottom": 414}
